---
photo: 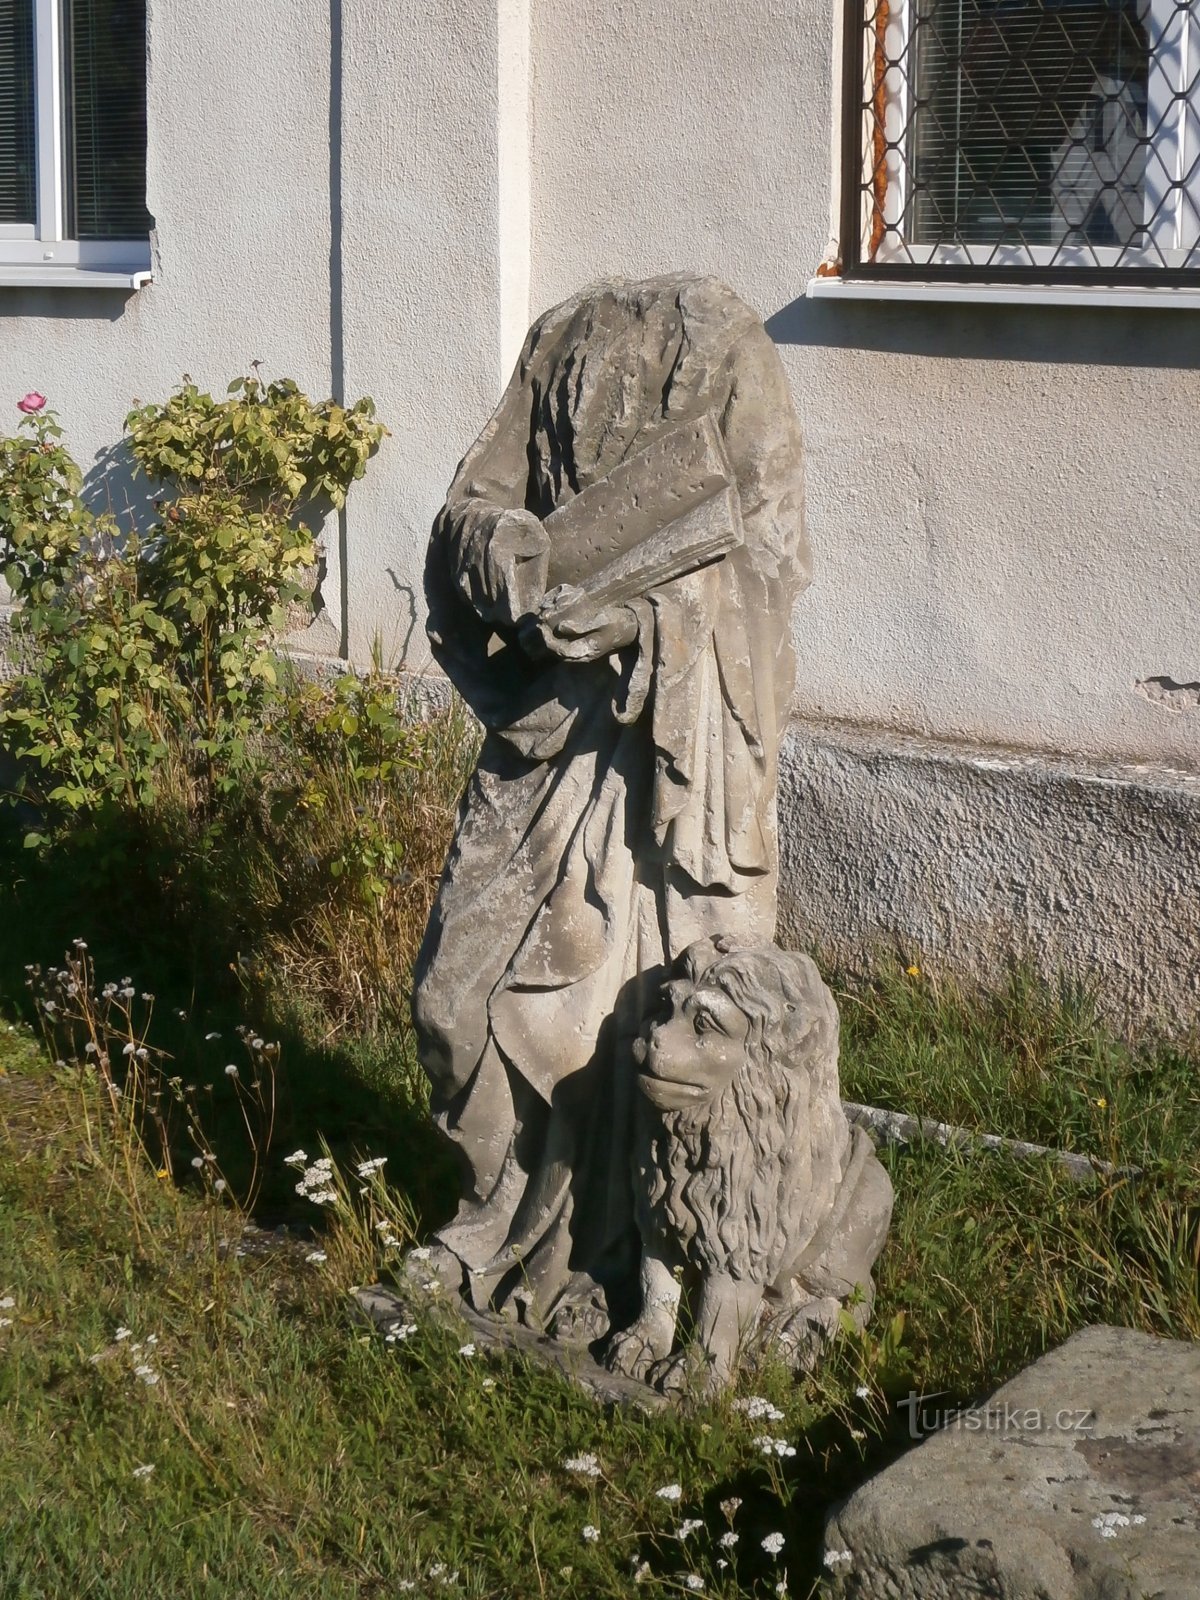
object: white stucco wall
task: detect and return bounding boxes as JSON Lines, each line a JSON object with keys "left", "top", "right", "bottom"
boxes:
{"left": 0, "top": 0, "right": 342, "bottom": 623}
{"left": 529, "top": 0, "right": 1200, "bottom": 772}
{"left": 2, "top": 0, "right": 1197, "bottom": 775}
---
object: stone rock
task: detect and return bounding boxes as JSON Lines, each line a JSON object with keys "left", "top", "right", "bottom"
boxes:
{"left": 608, "top": 936, "right": 893, "bottom": 1396}
{"left": 411, "top": 274, "right": 812, "bottom": 1358}
{"left": 823, "top": 1323, "right": 1200, "bottom": 1599}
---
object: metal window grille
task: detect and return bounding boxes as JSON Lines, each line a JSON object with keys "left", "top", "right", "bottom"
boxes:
{"left": 840, "top": 0, "right": 1200, "bottom": 281}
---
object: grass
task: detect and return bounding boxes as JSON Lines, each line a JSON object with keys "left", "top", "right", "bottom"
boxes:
{"left": 2, "top": 945, "right": 1196, "bottom": 1596}
{"left": 0, "top": 694, "right": 1196, "bottom": 1596}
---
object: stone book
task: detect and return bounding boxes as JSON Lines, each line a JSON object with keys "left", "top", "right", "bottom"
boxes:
{"left": 538, "top": 414, "right": 744, "bottom": 619}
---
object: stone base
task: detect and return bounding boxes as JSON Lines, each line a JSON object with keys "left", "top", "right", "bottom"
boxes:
{"left": 354, "top": 1282, "right": 666, "bottom": 1411}
{"left": 823, "top": 1323, "right": 1200, "bottom": 1599}
{"left": 777, "top": 719, "right": 1200, "bottom": 1033}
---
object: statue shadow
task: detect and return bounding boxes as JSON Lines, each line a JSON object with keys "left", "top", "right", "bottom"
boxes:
{"left": 0, "top": 805, "right": 458, "bottom": 1232}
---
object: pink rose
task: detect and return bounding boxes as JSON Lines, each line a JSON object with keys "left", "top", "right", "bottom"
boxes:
{"left": 17, "top": 392, "right": 47, "bottom": 414}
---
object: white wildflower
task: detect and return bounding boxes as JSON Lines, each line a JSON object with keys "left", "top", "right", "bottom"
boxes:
{"left": 305, "top": 1251, "right": 327, "bottom": 1265}
{"left": 133, "top": 1365, "right": 159, "bottom": 1386}
{"left": 752, "top": 1435, "right": 797, "bottom": 1458}
{"left": 563, "top": 1453, "right": 601, "bottom": 1478}
{"left": 718, "top": 1531, "right": 738, "bottom": 1549}
{"left": 684, "top": 1577, "right": 704, "bottom": 1592}
{"left": 824, "top": 1548, "right": 853, "bottom": 1568}
{"left": 356, "top": 1157, "right": 388, "bottom": 1177}
{"left": 205, "top": 1031, "right": 221, "bottom": 1041}
{"left": 632, "top": 1561, "right": 651, "bottom": 1583}
{"left": 458, "top": 1342, "right": 476, "bottom": 1357}
{"left": 0, "top": 1296, "right": 14, "bottom": 1310}
{"left": 761, "top": 1532, "right": 785, "bottom": 1556}
{"left": 409, "top": 1246, "right": 431, "bottom": 1261}
{"left": 374, "top": 1219, "right": 394, "bottom": 1232}
{"left": 115, "top": 1327, "right": 132, "bottom": 1341}
{"left": 481, "top": 1377, "right": 496, "bottom": 1391}
{"left": 734, "top": 1395, "right": 786, "bottom": 1422}
{"left": 384, "top": 1323, "right": 418, "bottom": 1344}
{"left": 849, "top": 1427, "right": 866, "bottom": 1442}
{"left": 855, "top": 1384, "right": 871, "bottom": 1398}
{"left": 145, "top": 1334, "right": 158, "bottom": 1346}
{"left": 676, "top": 1519, "right": 703, "bottom": 1540}
{"left": 582, "top": 1525, "right": 600, "bottom": 1543}
{"left": 0, "top": 1318, "right": 12, "bottom": 1330}
{"left": 131, "top": 1464, "right": 155, "bottom": 1479}
{"left": 283, "top": 1149, "right": 308, "bottom": 1168}
{"left": 656, "top": 1483, "right": 683, "bottom": 1502}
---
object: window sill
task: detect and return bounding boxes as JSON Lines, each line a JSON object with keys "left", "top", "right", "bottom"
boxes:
{"left": 806, "top": 276, "right": 1200, "bottom": 310}
{"left": 0, "top": 264, "right": 152, "bottom": 289}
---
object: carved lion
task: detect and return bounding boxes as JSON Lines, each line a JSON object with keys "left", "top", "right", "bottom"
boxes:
{"left": 606, "top": 936, "right": 893, "bottom": 1395}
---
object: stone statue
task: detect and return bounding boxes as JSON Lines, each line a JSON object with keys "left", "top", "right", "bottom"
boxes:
{"left": 611, "top": 936, "right": 894, "bottom": 1394}
{"left": 411, "top": 273, "right": 881, "bottom": 1385}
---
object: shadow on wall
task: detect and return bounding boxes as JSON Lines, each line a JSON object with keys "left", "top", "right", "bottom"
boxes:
{"left": 0, "top": 288, "right": 136, "bottom": 324}
{"left": 85, "top": 436, "right": 159, "bottom": 538}
{"left": 765, "top": 294, "right": 1200, "bottom": 370}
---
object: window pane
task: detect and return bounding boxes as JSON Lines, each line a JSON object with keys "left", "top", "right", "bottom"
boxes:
{"left": 66, "top": 0, "right": 151, "bottom": 240}
{"left": 0, "top": 0, "right": 35, "bottom": 226}
{"left": 910, "top": 0, "right": 1150, "bottom": 249}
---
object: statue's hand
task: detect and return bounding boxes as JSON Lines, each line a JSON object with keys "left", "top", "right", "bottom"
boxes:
{"left": 521, "top": 598, "right": 639, "bottom": 662}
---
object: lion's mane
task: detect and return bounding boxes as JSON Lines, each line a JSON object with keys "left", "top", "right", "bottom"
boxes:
{"left": 634, "top": 939, "right": 851, "bottom": 1285}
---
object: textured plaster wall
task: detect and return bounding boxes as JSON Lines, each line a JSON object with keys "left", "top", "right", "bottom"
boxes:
{"left": 776, "top": 720, "right": 1200, "bottom": 1029}
{"left": 336, "top": 0, "right": 509, "bottom": 666}
{"left": 0, "top": 0, "right": 342, "bottom": 628}
{"left": 529, "top": 0, "right": 1200, "bottom": 772}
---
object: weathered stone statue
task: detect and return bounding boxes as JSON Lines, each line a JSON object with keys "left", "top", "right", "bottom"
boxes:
{"left": 613, "top": 936, "right": 894, "bottom": 1394}
{"left": 411, "top": 273, "right": 888, "bottom": 1388}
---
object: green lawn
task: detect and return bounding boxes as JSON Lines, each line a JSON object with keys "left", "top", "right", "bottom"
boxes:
{"left": 2, "top": 948, "right": 1196, "bottom": 1599}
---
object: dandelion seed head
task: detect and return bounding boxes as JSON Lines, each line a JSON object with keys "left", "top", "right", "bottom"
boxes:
{"left": 224, "top": 1064, "right": 238, "bottom": 1077}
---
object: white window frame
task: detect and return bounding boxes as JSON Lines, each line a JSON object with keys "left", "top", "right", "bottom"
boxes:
{"left": 845, "top": 0, "right": 1200, "bottom": 277}
{"left": 0, "top": 0, "right": 151, "bottom": 286}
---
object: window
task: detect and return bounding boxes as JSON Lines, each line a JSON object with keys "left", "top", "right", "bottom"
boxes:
{"left": 0, "top": 0, "right": 151, "bottom": 284}
{"left": 839, "top": 0, "right": 1200, "bottom": 282}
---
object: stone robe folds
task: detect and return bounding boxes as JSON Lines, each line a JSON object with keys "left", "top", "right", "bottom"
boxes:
{"left": 413, "top": 275, "right": 809, "bottom": 1333}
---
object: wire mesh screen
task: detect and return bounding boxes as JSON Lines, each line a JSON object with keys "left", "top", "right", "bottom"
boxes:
{"left": 845, "top": 0, "right": 1200, "bottom": 277}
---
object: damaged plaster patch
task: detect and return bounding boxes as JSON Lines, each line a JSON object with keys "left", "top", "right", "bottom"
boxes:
{"left": 1135, "top": 676, "right": 1200, "bottom": 714}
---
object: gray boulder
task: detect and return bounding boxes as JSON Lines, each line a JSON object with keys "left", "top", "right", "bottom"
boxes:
{"left": 824, "top": 1323, "right": 1200, "bottom": 1599}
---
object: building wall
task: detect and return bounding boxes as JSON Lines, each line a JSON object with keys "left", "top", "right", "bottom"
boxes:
{"left": 528, "top": 0, "right": 1200, "bottom": 773}
{"left": 1, "top": 0, "right": 1196, "bottom": 1019}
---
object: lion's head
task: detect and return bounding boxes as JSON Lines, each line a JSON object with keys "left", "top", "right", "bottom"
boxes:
{"left": 633, "top": 936, "right": 851, "bottom": 1284}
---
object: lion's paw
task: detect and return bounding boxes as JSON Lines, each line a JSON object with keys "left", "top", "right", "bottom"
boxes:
{"left": 605, "top": 1326, "right": 671, "bottom": 1381}
{"left": 647, "top": 1346, "right": 724, "bottom": 1399}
